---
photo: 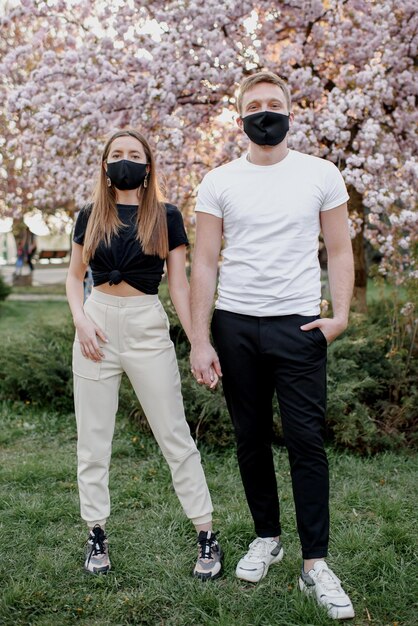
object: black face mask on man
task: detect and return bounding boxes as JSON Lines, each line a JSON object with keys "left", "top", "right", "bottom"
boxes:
{"left": 242, "top": 111, "right": 290, "bottom": 146}
{"left": 106, "top": 160, "right": 147, "bottom": 190}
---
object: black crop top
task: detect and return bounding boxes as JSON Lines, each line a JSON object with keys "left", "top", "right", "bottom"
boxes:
{"left": 73, "top": 203, "right": 189, "bottom": 294}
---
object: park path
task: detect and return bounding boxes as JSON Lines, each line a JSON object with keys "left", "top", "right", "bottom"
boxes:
{"left": 1, "top": 264, "right": 68, "bottom": 286}
{"left": 2, "top": 264, "right": 67, "bottom": 301}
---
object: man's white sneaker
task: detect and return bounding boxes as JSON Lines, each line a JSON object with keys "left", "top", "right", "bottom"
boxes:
{"left": 236, "top": 537, "right": 284, "bottom": 583}
{"left": 299, "top": 560, "right": 354, "bottom": 620}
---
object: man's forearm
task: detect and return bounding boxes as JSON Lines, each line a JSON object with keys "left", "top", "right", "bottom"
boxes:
{"left": 327, "top": 250, "right": 354, "bottom": 325}
{"left": 190, "top": 261, "right": 218, "bottom": 345}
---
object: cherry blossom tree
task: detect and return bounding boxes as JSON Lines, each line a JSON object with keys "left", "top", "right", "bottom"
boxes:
{"left": 1, "top": 0, "right": 416, "bottom": 308}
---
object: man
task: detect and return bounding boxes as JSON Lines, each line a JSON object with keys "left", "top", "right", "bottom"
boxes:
{"left": 190, "top": 71, "right": 355, "bottom": 620}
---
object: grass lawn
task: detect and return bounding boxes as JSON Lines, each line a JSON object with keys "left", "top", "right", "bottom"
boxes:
{"left": 0, "top": 402, "right": 416, "bottom": 626}
{"left": 319, "top": 277, "right": 407, "bottom": 309}
{"left": 0, "top": 299, "right": 70, "bottom": 337}
{"left": 0, "top": 283, "right": 170, "bottom": 337}
{"left": 11, "top": 284, "right": 67, "bottom": 296}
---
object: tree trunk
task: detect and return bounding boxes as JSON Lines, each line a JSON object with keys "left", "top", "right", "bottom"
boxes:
{"left": 348, "top": 186, "right": 367, "bottom": 313}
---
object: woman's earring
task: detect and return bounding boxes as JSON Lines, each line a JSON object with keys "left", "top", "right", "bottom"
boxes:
{"left": 143, "top": 174, "right": 148, "bottom": 189}
{"left": 106, "top": 176, "right": 112, "bottom": 187}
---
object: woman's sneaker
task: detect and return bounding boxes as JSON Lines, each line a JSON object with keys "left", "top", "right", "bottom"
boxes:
{"left": 236, "top": 537, "right": 284, "bottom": 583}
{"left": 299, "top": 560, "right": 354, "bottom": 620}
{"left": 193, "top": 530, "right": 223, "bottom": 580}
{"left": 84, "top": 525, "right": 111, "bottom": 574}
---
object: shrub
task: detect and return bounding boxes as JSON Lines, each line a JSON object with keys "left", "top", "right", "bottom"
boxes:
{"left": 326, "top": 300, "right": 417, "bottom": 453}
{"left": 160, "top": 295, "right": 417, "bottom": 453}
{"left": 0, "top": 291, "right": 416, "bottom": 453}
{"left": 0, "top": 318, "right": 74, "bottom": 412}
{"left": 0, "top": 273, "right": 11, "bottom": 301}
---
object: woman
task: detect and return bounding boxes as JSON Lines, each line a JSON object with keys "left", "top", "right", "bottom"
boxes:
{"left": 66, "top": 128, "right": 221, "bottom": 579}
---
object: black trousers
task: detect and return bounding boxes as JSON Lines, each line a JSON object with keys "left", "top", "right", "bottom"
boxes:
{"left": 211, "top": 309, "right": 329, "bottom": 559}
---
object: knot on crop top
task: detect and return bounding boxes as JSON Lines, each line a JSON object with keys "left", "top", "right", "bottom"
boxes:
{"left": 109, "top": 269, "right": 123, "bottom": 285}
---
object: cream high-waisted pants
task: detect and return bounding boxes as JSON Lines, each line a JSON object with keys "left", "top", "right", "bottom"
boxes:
{"left": 72, "top": 289, "right": 213, "bottom": 527}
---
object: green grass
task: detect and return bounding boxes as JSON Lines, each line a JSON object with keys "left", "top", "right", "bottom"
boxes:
{"left": 10, "top": 283, "right": 67, "bottom": 296}
{"left": 0, "top": 286, "right": 168, "bottom": 336}
{"left": 365, "top": 278, "right": 408, "bottom": 306}
{"left": 0, "top": 300, "right": 70, "bottom": 336}
{"left": 320, "top": 276, "right": 407, "bottom": 309}
{"left": 0, "top": 402, "right": 416, "bottom": 626}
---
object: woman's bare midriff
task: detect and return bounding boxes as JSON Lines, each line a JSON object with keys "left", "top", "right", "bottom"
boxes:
{"left": 94, "top": 281, "right": 147, "bottom": 297}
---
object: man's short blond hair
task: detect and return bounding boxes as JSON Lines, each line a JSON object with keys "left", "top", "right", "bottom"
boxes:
{"left": 236, "top": 71, "right": 291, "bottom": 115}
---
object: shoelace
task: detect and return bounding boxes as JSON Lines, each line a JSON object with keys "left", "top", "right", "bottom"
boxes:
{"left": 198, "top": 532, "right": 218, "bottom": 560}
{"left": 313, "top": 567, "right": 343, "bottom": 595}
{"left": 87, "top": 527, "right": 107, "bottom": 564}
{"left": 246, "top": 538, "right": 273, "bottom": 561}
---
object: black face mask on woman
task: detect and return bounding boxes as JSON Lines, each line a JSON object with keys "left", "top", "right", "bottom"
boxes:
{"left": 106, "top": 160, "right": 147, "bottom": 190}
{"left": 242, "top": 111, "right": 290, "bottom": 146}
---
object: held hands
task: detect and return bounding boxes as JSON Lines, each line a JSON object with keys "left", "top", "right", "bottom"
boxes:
{"left": 300, "top": 317, "right": 348, "bottom": 345}
{"left": 190, "top": 342, "right": 222, "bottom": 390}
{"left": 75, "top": 316, "right": 108, "bottom": 362}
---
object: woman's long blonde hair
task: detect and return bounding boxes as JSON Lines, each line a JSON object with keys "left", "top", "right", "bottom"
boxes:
{"left": 82, "top": 129, "right": 169, "bottom": 264}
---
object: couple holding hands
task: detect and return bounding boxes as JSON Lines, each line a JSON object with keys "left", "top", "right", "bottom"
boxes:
{"left": 66, "top": 71, "right": 355, "bottom": 620}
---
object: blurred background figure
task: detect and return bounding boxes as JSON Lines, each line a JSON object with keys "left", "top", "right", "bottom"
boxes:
{"left": 14, "top": 240, "right": 24, "bottom": 278}
{"left": 24, "top": 230, "right": 37, "bottom": 273}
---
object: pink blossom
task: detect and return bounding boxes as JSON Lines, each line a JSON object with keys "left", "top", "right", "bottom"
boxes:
{"left": 0, "top": 0, "right": 416, "bottom": 285}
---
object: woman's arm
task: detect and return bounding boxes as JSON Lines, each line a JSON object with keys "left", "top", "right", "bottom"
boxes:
{"left": 66, "top": 242, "right": 107, "bottom": 361}
{"left": 166, "top": 244, "right": 219, "bottom": 389}
{"left": 166, "top": 245, "right": 192, "bottom": 342}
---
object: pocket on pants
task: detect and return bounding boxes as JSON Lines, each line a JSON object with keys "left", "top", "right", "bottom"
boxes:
{"left": 309, "top": 326, "right": 328, "bottom": 348}
{"left": 154, "top": 302, "right": 170, "bottom": 331}
{"left": 72, "top": 340, "right": 101, "bottom": 380}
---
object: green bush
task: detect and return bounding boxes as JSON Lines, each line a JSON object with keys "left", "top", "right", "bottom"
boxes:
{"left": 0, "top": 273, "right": 11, "bottom": 301}
{"left": 0, "top": 318, "right": 74, "bottom": 412}
{"left": 326, "top": 301, "right": 417, "bottom": 453}
{"left": 152, "top": 295, "right": 418, "bottom": 453}
{"left": 0, "top": 292, "right": 416, "bottom": 453}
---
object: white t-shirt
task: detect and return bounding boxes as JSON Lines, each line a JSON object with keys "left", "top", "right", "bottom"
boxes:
{"left": 195, "top": 149, "right": 349, "bottom": 316}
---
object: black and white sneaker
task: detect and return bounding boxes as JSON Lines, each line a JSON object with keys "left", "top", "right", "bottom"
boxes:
{"left": 193, "top": 530, "right": 223, "bottom": 581}
{"left": 299, "top": 560, "right": 354, "bottom": 620}
{"left": 84, "top": 525, "right": 111, "bottom": 574}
